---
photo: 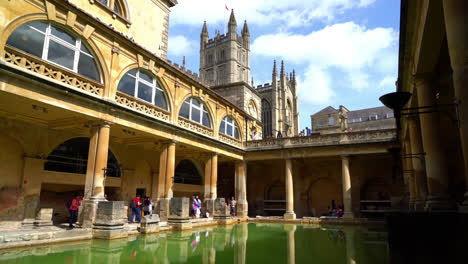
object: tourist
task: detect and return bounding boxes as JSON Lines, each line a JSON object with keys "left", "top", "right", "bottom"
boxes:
{"left": 130, "top": 195, "right": 141, "bottom": 223}
{"left": 277, "top": 131, "right": 282, "bottom": 138}
{"left": 337, "top": 205, "right": 344, "bottom": 218}
{"left": 192, "top": 196, "right": 199, "bottom": 219}
{"left": 104, "top": 194, "right": 108, "bottom": 201}
{"left": 69, "top": 194, "right": 81, "bottom": 228}
{"left": 195, "top": 195, "right": 201, "bottom": 218}
{"left": 306, "top": 127, "right": 311, "bottom": 136}
{"left": 205, "top": 210, "right": 210, "bottom": 218}
{"left": 230, "top": 196, "right": 237, "bottom": 217}
{"left": 252, "top": 130, "right": 260, "bottom": 140}
{"left": 143, "top": 196, "right": 153, "bottom": 216}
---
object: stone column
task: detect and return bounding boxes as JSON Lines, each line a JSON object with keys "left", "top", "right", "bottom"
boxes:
{"left": 285, "top": 225, "right": 296, "bottom": 264}
{"left": 408, "top": 116, "right": 428, "bottom": 210}
{"left": 415, "top": 75, "right": 453, "bottom": 210}
{"left": 235, "top": 160, "right": 248, "bottom": 218}
{"left": 443, "top": 0, "right": 468, "bottom": 211}
{"left": 165, "top": 141, "right": 176, "bottom": 199}
{"left": 341, "top": 156, "right": 354, "bottom": 219}
{"left": 210, "top": 153, "right": 218, "bottom": 199}
{"left": 404, "top": 140, "right": 416, "bottom": 211}
{"left": 81, "top": 121, "right": 111, "bottom": 227}
{"left": 344, "top": 228, "right": 356, "bottom": 264}
{"left": 234, "top": 223, "right": 248, "bottom": 264}
{"left": 204, "top": 155, "right": 213, "bottom": 200}
{"left": 284, "top": 159, "right": 296, "bottom": 219}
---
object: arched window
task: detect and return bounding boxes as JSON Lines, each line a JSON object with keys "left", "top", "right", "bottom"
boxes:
{"left": 6, "top": 22, "right": 101, "bottom": 82}
{"left": 248, "top": 101, "right": 258, "bottom": 119}
{"left": 44, "top": 137, "right": 121, "bottom": 177}
{"left": 261, "top": 99, "right": 272, "bottom": 137}
{"left": 219, "top": 116, "right": 240, "bottom": 139}
{"left": 96, "top": 0, "right": 127, "bottom": 17}
{"left": 179, "top": 97, "right": 211, "bottom": 127}
{"left": 117, "top": 69, "right": 168, "bottom": 110}
{"left": 286, "top": 101, "right": 292, "bottom": 123}
{"left": 174, "top": 159, "right": 202, "bottom": 185}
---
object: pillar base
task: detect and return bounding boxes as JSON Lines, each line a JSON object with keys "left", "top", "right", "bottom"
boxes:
{"left": 342, "top": 212, "right": 354, "bottom": 219}
{"left": 425, "top": 196, "right": 456, "bottom": 211}
{"left": 80, "top": 199, "right": 99, "bottom": 228}
{"left": 236, "top": 200, "right": 248, "bottom": 218}
{"left": 203, "top": 198, "right": 215, "bottom": 217}
{"left": 158, "top": 198, "right": 171, "bottom": 222}
{"left": 283, "top": 212, "right": 296, "bottom": 220}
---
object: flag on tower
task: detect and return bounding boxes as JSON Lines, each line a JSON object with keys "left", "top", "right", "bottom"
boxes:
{"left": 225, "top": 4, "right": 229, "bottom": 11}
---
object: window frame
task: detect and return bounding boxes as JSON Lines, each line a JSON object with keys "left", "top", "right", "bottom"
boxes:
{"left": 94, "top": 0, "right": 128, "bottom": 20}
{"left": 7, "top": 22, "right": 102, "bottom": 82}
{"left": 180, "top": 97, "right": 212, "bottom": 128}
{"left": 117, "top": 69, "right": 168, "bottom": 110}
{"left": 220, "top": 116, "right": 240, "bottom": 139}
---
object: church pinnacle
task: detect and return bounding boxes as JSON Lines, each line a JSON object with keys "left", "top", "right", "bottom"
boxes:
{"left": 273, "top": 60, "right": 277, "bottom": 79}
{"left": 229, "top": 9, "right": 237, "bottom": 26}
{"left": 201, "top": 21, "right": 208, "bottom": 35}
{"left": 242, "top": 20, "right": 250, "bottom": 36}
{"left": 280, "top": 60, "right": 285, "bottom": 77}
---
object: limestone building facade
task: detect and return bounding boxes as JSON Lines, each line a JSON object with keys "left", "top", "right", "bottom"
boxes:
{"left": 199, "top": 11, "right": 299, "bottom": 138}
{"left": 0, "top": 0, "right": 402, "bottom": 228}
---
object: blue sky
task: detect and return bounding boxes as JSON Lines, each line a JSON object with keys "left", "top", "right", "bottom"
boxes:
{"left": 167, "top": 0, "right": 400, "bottom": 129}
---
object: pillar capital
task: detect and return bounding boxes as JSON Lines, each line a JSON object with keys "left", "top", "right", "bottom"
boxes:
{"left": 161, "top": 139, "right": 178, "bottom": 146}
{"left": 88, "top": 120, "right": 113, "bottom": 128}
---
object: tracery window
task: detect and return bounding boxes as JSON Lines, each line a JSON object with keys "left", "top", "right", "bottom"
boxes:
{"left": 179, "top": 97, "right": 211, "bottom": 127}
{"left": 6, "top": 22, "right": 101, "bottom": 81}
{"left": 248, "top": 101, "right": 258, "bottom": 119}
{"left": 219, "top": 116, "right": 240, "bottom": 139}
{"left": 261, "top": 99, "right": 272, "bottom": 137}
{"left": 117, "top": 69, "right": 168, "bottom": 110}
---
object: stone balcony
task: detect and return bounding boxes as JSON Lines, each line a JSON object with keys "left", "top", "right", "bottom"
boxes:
{"left": 245, "top": 129, "right": 397, "bottom": 151}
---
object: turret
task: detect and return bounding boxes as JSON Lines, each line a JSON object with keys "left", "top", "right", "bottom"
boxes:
{"left": 201, "top": 21, "right": 209, "bottom": 48}
{"left": 228, "top": 9, "right": 237, "bottom": 40}
{"left": 280, "top": 60, "right": 285, "bottom": 84}
{"left": 272, "top": 60, "right": 277, "bottom": 83}
{"left": 242, "top": 20, "right": 250, "bottom": 49}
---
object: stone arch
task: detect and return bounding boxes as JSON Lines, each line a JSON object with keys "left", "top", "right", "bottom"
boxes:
{"left": 307, "top": 178, "right": 342, "bottom": 217}
{"left": 264, "top": 180, "right": 285, "bottom": 200}
{"left": 174, "top": 159, "right": 203, "bottom": 185}
{"left": 1, "top": 16, "right": 110, "bottom": 88}
{"left": 44, "top": 137, "right": 121, "bottom": 177}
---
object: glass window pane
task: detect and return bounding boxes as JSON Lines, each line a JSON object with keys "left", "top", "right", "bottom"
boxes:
{"left": 202, "top": 111, "right": 210, "bottom": 127}
{"left": 192, "top": 108, "right": 201, "bottom": 123}
{"left": 51, "top": 26, "right": 76, "bottom": 45}
{"left": 191, "top": 98, "right": 201, "bottom": 108}
{"left": 179, "top": 101, "right": 190, "bottom": 119}
{"left": 29, "top": 22, "right": 48, "bottom": 33}
{"left": 139, "top": 71, "right": 153, "bottom": 83}
{"left": 234, "top": 128, "right": 239, "bottom": 139}
{"left": 154, "top": 90, "right": 167, "bottom": 110}
{"left": 97, "top": 0, "right": 108, "bottom": 5}
{"left": 78, "top": 54, "right": 99, "bottom": 81}
{"left": 114, "top": 2, "right": 122, "bottom": 15}
{"left": 127, "top": 69, "right": 137, "bottom": 76}
{"left": 80, "top": 44, "right": 91, "bottom": 54}
{"left": 47, "top": 40, "right": 75, "bottom": 70}
{"left": 226, "top": 123, "right": 232, "bottom": 136}
{"left": 137, "top": 82, "right": 153, "bottom": 103}
{"left": 117, "top": 74, "right": 136, "bottom": 96}
{"left": 6, "top": 24, "right": 45, "bottom": 58}
{"left": 219, "top": 120, "right": 226, "bottom": 134}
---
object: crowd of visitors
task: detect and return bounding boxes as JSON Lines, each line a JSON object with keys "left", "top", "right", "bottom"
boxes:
{"left": 326, "top": 200, "right": 344, "bottom": 217}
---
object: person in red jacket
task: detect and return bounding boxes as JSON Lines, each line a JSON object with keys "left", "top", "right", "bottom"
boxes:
{"left": 69, "top": 194, "right": 82, "bottom": 228}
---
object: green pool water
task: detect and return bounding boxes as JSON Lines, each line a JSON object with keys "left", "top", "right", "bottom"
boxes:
{"left": 0, "top": 223, "right": 388, "bottom": 264}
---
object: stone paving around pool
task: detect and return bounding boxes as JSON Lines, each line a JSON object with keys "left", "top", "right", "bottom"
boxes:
{"left": 0, "top": 215, "right": 383, "bottom": 250}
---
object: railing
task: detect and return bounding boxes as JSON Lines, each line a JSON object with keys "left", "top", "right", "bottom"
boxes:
{"left": 4, "top": 46, "right": 104, "bottom": 97}
{"left": 245, "top": 129, "right": 397, "bottom": 150}
{"left": 115, "top": 92, "right": 170, "bottom": 121}
{"left": 177, "top": 117, "right": 214, "bottom": 137}
{"left": 218, "top": 133, "right": 243, "bottom": 148}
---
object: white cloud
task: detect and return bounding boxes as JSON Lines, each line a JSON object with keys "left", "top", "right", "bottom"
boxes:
{"left": 171, "top": 0, "right": 376, "bottom": 28}
{"left": 168, "top": 35, "right": 196, "bottom": 56}
{"left": 378, "top": 76, "right": 396, "bottom": 89}
{"left": 251, "top": 22, "right": 398, "bottom": 104}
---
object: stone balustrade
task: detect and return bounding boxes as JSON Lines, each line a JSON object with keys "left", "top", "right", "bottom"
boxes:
{"left": 245, "top": 129, "right": 397, "bottom": 151}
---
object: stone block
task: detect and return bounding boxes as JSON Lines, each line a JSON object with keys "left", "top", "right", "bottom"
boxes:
{"left": 236, "top": 200, "right": 248, "bottom": 218}
{"left": 93, "top": 229, "right": 128, "bottom": 240}
{"left": 203, "top": 199, "right": 215, "bottom": 216}
{"left": 169, "top": 197, "right": 189, "bottom": 218}
{"left": 140, "top": 214, "right": 160, "bottom": 234}
{"left": 283, "top": 212, "right": 296, "bottom": 220}
{"left": 213, "top": 198, "right": 230, "bottom": 219}
{"left": 158, "top": 198, "right": 170, "bottom": 222}
{"left": 34, "top": 208, "right": 53, "bottom": 227}
{"left": 93, "top": 201, "right": 127, "bottom": 240}
{"left": 80, "top": 200, "right": 98, "bottom": 228}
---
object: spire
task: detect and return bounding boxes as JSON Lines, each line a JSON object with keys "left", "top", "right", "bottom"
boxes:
{"left": 280, "top": 60, "right": 285, "bottom": 77}
{"left": 182, "top": 56, "right": 186, "bottom": 68}
{"left": 229, "top": 9, "right": 237, "bottom": 26}
{"left": 273, "top": 60, "right": 277, "bottom": 78}
{"left": 242, "top": 20, "right": 250, "bottom": 36}
{"left": 201, "top": 21, "right": 208, "bottom": 36}
{"left": 293, "top": 70, "right": 296, "bottom": 82}
{"left": 251, "top": 77, "right": 254, "bottom": 87}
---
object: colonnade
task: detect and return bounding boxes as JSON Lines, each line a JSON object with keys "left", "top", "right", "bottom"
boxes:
{"left": 77, "top": 121, "right": 249, "bottom": 225}
{"left": 402, "top": 1, "right": 468, "bottom": 211}
{"left": 282, "top": 156, "right": 354, "bottom": 219}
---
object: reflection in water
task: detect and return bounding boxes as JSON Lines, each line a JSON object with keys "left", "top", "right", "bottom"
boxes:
{"left": 0, "top": 223, "right": 388, "bottom": 264}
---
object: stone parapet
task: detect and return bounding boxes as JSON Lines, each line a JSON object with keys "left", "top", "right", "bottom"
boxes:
{"left": 34, "top": 208, "right": 53, "bottom": 227}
